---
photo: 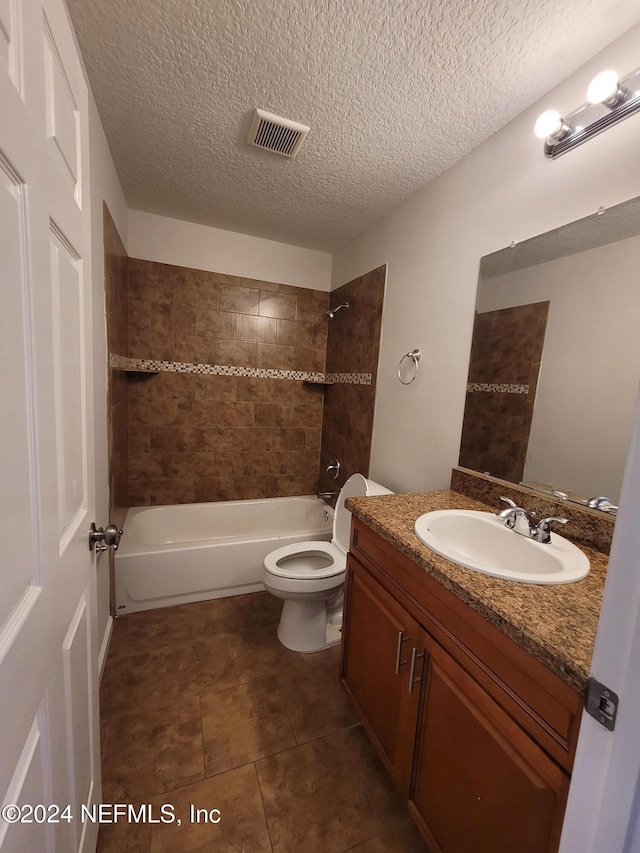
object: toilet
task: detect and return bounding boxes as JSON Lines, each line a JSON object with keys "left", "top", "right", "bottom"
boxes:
{"left": 263, "top": 473, "right": 393, "bottom": 652}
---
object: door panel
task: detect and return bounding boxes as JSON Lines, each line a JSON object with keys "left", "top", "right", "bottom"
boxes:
{"left": 0, "top": 160, "right": 37, "bottom": 627}
{"left": 63, "top": 596, "right": 93, "bottom": 849}
{"left": 411, "top": 640, "right": 569, "bottom": 853}
{"left": 1, "top": 721, "right": 49, "bottom": 853}
{"left": 341, "top": 556, "right": 424, "bottom": 795}
{"left": 0, "top": 0, "right": 18, "bottom": 89}
{"left": 50, "top": 231, "right": 85, "bottom": 541}
{"left": 43, "top": 22, "right": 79, "bottom": 191}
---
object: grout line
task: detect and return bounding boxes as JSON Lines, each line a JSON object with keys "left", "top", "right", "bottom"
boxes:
{"left": 253, "top": 760, "right": 276, "bottom": 852}
{"left": 196, "top": 692, "right": 207, "bottom": 783}
{"left": 274, "top": 670, "right": 301, "bottom": 747}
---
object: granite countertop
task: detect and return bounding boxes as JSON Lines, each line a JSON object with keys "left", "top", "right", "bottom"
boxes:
{"left": 346, "top": 490, "right": 608, "bottom": 693}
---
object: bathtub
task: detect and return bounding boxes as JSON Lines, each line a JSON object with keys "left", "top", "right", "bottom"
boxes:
{"left": 115, "top": 496, "right": 333, "bottom": 613}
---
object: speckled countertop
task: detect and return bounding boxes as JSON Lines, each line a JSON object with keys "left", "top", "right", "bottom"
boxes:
{"left": 346, "top": 490, "right": 608, "bottom": 693}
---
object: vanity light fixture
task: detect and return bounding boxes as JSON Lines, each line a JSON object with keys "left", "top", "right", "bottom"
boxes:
{"left": 535, "top": 65, "right": 640, "bottom": 158}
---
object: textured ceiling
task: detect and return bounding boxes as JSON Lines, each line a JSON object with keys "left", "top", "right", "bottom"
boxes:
{"left": 68, "top": 0, "right": 640, "bottom": 252}
{"left": 481, "top": 194, "right": 640, "bottom": 278}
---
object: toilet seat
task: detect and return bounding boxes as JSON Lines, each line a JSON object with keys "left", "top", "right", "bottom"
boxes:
{"left": 264, "top": 541, "right": 346, "bottom": 580}
{"left": 262, "top": 474, "right": 392, "bottom": 652}
{"left": 263, "top": 475, "right": 367, "bottom": 583}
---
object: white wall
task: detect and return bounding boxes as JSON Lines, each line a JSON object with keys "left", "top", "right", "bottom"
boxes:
{"left": 88, "top": 93, "right": 128, "bottom": 666}
{"left": 128, "top": 209, "right": 332, "bottom": 292}
{"left": 477, "top": 234, "right": 640, "bottom": 503}
{"left": 332, "top": 23, "right": 640, "bottom": 495}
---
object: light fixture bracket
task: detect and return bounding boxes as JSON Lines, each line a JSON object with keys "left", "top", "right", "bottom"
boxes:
{"left": 542, "top": 66, "right": 640, "bottom": 158}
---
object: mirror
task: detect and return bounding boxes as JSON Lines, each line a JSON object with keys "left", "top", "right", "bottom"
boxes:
{"left": 459, "top": 195, "right": 640, "bottom": 508}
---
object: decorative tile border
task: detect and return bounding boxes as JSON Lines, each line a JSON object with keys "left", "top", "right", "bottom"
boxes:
{"left": 327, "top": 372, "right": 372, "bottom": 385}
{"left": 467, "top": 383, "right": 529, "bottom": 394}
{"left": 109, "top": 353, "right": 130, "bottom": 370}
{"left": 110, "top": 354, "right": 372, "bottom": 386}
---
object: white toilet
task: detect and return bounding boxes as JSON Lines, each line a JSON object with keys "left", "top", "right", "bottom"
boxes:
{"left": 263, "top": 473, "right": 392, "bottom": 652}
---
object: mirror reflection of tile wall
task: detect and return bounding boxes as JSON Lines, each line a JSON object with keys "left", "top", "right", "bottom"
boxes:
{"left": 464, "top": 197, "right": 640, "bottom": 502}
{"left": 459, "top": 301, "right": 549, "bottom": 483}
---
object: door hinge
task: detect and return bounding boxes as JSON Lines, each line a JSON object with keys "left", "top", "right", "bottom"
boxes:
{"left": 585, "top": 677, "right": 619, "bottom": 731}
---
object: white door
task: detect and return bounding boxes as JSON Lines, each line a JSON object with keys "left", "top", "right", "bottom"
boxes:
{"left": 0, "top": 0, "right": 100, "bottom": 849}
{"left": 559, "top": 383, "right": 640, "bottom": 852}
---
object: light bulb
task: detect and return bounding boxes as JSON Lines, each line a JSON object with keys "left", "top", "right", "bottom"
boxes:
{"left": 534, "top": 110, "right": 564, "bottom": 140}
{"left": 587, "top": 70, "right": 620, "bottom": 105}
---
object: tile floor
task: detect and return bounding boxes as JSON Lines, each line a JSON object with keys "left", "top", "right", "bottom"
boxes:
{"left": 98, "top": 591, "right": 428, "bottom": 852}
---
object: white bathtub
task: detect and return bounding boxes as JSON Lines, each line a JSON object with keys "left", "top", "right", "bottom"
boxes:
{"left": 115, "top": 496, "right": 333, "bottom": 613}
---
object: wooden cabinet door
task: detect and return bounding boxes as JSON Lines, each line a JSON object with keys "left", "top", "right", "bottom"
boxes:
{"left": 342, "top": 556, "right": 426, "bottom": 795}
{"left": 410, "top": 640, "right": 570, "bottom": 853}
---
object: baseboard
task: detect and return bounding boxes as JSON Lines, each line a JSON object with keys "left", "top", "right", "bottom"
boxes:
{"left": 98, "top": 615, "right": 113, "bottom": 683}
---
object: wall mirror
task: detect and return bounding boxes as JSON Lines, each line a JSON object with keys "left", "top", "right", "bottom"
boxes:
{"left": 459, "top": 194, "right": 640, "bottom": 509}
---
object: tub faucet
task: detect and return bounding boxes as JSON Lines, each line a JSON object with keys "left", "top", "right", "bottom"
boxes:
{"left": 325, "top": 458, "right": 340, "bottom": 479}
{"left": 318, "top": 491, "right": 338, "bottom": 500}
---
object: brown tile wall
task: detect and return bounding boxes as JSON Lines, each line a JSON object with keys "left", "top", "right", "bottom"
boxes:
{"left": 127, "top": 259, "right": 330, "bottom": 505}
{"left": 127, "top": 373, "right": 325, "bottom": 505}
{"left": 104, "top": 204, "right": 129, "bottom": 512}
{"left": 458, "top": 302, "right": 549, "bottom": 483}
{"left": 319, "top": 266, "right": 386, "bottom": 496}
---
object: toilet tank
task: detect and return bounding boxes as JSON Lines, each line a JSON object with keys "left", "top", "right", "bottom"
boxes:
{"left": 364, "top": 478, "right": 393, "bottom": 497}
{"left": 333, "top": 474, "right": 393, "bottom": 552}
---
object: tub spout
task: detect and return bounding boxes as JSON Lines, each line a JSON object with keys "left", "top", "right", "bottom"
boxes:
{"left": 318, "top": 491, "right": 338, "bottom": 500}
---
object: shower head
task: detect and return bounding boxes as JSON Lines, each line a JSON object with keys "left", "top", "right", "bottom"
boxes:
{"left": 325, "top": 301, "right": 350, "bottom": 319}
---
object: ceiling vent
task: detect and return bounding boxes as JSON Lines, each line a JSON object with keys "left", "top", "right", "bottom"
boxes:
{"left": 247, "top": 109, "right": 310, "bottom": 159}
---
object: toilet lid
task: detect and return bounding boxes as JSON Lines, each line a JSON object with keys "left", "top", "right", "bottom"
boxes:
{"left": 333, "top": 473, "right": 368, "bottom": 552}
{"left": 264, "top": 541, "right": 346, "bottom": 579}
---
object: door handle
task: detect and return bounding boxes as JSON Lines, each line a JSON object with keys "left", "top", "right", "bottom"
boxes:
{"left": 408, "top": 647, "right": 426, "bottom": 692}
{"left": 395, "top": 631, "right": 410, "bottom": 674}
{"left": 89, "top": 523, "right": 123, "bottom": 553}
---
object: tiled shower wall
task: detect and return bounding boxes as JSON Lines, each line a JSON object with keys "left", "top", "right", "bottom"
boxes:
{"left": 104, "top": 205, "right": 129, "bottom": 512}
{"left": 458, "top": 302, "right": 549, "bottom": 483}
{"left": 126, "top": 260, "right": 330, "bottom": 504}
{"left": 319, "top": 266, "right": 385, "bottom": 494}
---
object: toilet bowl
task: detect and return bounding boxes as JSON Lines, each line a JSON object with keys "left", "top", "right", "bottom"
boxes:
{"left": 263, "top": 473, "right": 392, "bottom": 652}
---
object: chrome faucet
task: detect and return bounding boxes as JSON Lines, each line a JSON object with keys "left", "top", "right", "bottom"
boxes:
{"left": 530, "top": 515, "right": 569, "bottom": 544}
{"left": 586, "top": 496, "right": 618, "bottom": 515}
{"left": 325, "top": 458, "right": 340, "bottom": 480}
{"left": 318, "top": 491, "right": 338, "bottom": 500}
{"left": 497, "top": 497, "right": 533, "bottom": 536}
{"left": 497, "top": 497, "right": 568, "bottom": 544}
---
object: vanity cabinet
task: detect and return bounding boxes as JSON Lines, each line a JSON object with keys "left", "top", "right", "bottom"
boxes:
{"left": 341, "top": 518, "right": 582, "bottom": 853}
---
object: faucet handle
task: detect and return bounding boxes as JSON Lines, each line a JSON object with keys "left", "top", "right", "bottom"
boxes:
{"left": 533, "top": 516, "right": 568, "bottom": 543}
{"left": 325, "top": 457, "right": 341, "bottom": 480}
{"left": 497, "top": 497, "right": 531, "bottom": 533}
{"left": 538, "top": 515, "right": 568, "bottom": 527}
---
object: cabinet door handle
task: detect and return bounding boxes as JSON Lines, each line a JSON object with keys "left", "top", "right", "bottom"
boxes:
{"left": 409, "top": 647, "right": 426, "bottom": 692}
{"left": 395, "top": 632, "right": 410, "bottom": 674}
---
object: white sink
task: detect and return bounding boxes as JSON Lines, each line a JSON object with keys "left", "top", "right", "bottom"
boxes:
{"left": 414, "top": 510, "right": 590, "bottom": 584}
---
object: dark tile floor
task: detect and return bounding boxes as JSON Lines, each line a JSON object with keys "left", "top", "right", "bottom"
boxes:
{"left": 98, "top": 592, "right": 428, "bottom": 852}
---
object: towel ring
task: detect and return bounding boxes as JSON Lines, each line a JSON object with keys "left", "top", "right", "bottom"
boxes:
{"left": 397, "top": 349, "right": 421, "bottom": 385}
